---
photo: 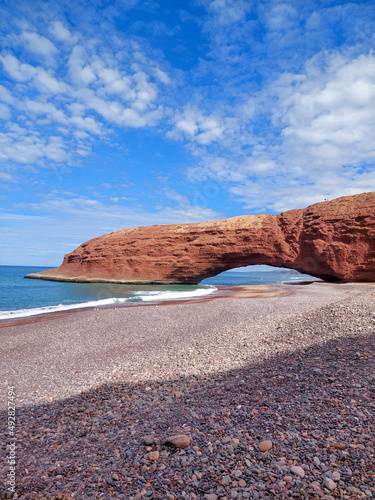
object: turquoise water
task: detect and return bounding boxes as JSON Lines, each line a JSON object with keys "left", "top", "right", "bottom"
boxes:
{"left": 201, "top": 270, "right": 313, "bottom": 286}
{"left": 0, "top": 266, "right": 314, "bottom": 319}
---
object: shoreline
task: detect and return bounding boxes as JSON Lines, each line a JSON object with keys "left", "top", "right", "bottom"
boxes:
{"left": 1, "top": 278, "right": 369, "bottom": 327}
{"left": 0, "top": 283, "right": 294, "bottom": 327}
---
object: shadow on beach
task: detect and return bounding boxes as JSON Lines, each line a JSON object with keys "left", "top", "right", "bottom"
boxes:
{"left": 1, "top": 328, "right": 374, "bottom": 499}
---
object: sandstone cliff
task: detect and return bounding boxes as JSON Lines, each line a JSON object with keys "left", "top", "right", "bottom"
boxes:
{"left": 25, "top": 192, "right": 375, "bottom": 284}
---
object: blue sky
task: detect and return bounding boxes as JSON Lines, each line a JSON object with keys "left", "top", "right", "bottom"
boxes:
{"left": 1, "top": 0, "right": 375, "bottom": 266}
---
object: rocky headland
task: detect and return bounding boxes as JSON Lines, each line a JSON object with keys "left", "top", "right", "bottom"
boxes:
{"left": 25, "top": 192, "right": 375, "bottom": 284}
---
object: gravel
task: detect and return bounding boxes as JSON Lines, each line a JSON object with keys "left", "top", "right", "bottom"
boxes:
{"left": 1, "top": 282, "right": 374, "bottom": 499}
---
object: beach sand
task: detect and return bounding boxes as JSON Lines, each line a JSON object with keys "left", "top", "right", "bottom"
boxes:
{"left": 1, "top": 282, "right": 374, "bottom": 499}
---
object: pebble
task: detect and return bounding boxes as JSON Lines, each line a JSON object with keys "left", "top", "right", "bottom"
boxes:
{"left": 143, "top": 435, "right": 155, "bottom": 445}
{"left": 310, "top": 482, "right": 324, "bottom": 495}
{"left": 348, "top": 486, "right": 362, "bottom": 494}
{"left": 323, "top": 477, "right": 337, "bottom": 491}
{"left": 332, "top": 441, "right": 346, "bottom": 449}
{"left": 164, "top": 434, "right": 191, "bottom": 448}
{"left": 148, "top": 451, "right": 159, "bottom": 461}
{"left": 290, "top": 465, "right": 305, "bottom": 478}
{"left": 258, "top": 440, "right": 273, "bottom": 452}
{"left": 331, "top": 470, "right": 340, "bottom": 481}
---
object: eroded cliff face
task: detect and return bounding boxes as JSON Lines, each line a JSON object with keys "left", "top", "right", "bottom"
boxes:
{"left": 26, "top": 192, "right": 375, "bottom": 284}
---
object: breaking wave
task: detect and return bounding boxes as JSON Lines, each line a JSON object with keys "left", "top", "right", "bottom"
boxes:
{"left": 0, "top": 286, "right": 217, "bottom": 320}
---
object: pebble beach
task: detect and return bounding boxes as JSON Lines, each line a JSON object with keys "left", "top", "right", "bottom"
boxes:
{"left": 1, "top": 282, "right": 375, "bottom": 499}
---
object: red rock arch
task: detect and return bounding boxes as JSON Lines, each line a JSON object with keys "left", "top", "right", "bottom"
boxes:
{"left": 26, "top": 192, "right": 375, "bottom": 284}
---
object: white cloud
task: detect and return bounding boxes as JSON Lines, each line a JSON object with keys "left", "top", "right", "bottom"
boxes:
{"left": 205, "top": 0, "right": 250, "bottom": 24}
{"left": 185, "top": 50, "right": 375, "bottom": 212}
{"left": 0, "top": 25, "right": 169, "bottom": 174}
{"left": 0, "top": 213, "right": 46, "bottom": 220}
{"left": 0, "top": 54, "right": 68, "bottom": 94}
{"left": 168, "top": 106, "right": 226, "bottom": 145}
{"left": 0, "top": 172, "right": 17, "bottom": 183}
{"left": 132, "top": 71, "right": 158, "bottom": 111}
{"left": 162, "top": 188, "right": 222, "bottom": 220}
{"left": 68, "top": 45, "right": 97, "bottom": 85}
{"left": 25, "top": 100, "right": 67, "bottom": 124}
{"left": 72, "top": 115, "right": 101, "bottom": 134}
{"left": 277, "top": 52, "right": 375, "bottom": 171}
{"left": 21, "top": 31, "right": 58, "bottom": 58}
{"left": 43, "top": 136, "right": 69, "bottom": 162}
{"left": 0, "top": 128, "right": 69, "bottom": 164}
{"left": 0, "top": 103, "right": 11, "bottom": 120}
{"left": 188, "top": 153, "right": 277, "bottom": 184}
{"left": 0, "top": 53, "right": 37, "bottom": 81}
{"left": 73, "top": 130, "right": 89, "bottom": 140}
{"left": 0, "top": 85, "right": 14, "bottom": 104}
{"left": 48, "top": 21, "right": 76, "bottom": 43}
{"left": 263, "top": 3, "right": 298, "bottom": 31}
{"left": 33, "top": 68, "right": 68, "bottom": 93}
{"left": 153, "top": 67, "right": 171, "bottom": 85}
{"left": 95, "top": 66, "right": 134, "bottom": 97}
{"left": 2, "top": 3, "right": 374, "bottom": 222}
{"left": 230, "top": 168, "right": 375, "bottom": 213}
{"left": 73, "top": 80, "right": 164, "bottom": 127}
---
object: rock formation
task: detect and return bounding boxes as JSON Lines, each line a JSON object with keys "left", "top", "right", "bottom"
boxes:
{"left": 25, "top": 192, "right": 375, "bottom": 284}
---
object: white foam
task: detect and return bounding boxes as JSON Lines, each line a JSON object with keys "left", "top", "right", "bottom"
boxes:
{"left": 280, "top": 275, "right": 317, "bottom": 284}
{"left": 133, "top": 287, "right": 216, "bottom": 301}
{"left": 0, "top": 286, "right": 217, "bottom": 320}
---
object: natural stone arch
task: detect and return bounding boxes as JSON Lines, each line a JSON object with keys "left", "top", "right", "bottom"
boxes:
{"left": 26, "top": 192, "right": 375, "bottom": 284}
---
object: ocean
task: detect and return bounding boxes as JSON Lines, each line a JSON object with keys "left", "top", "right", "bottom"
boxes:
{"left": 0, "top": 265, "right": 315, "bottom": 320}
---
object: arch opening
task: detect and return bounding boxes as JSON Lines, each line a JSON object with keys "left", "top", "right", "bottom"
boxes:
{"left": 200, "top": 265, "right": 319, "bottom": 286}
